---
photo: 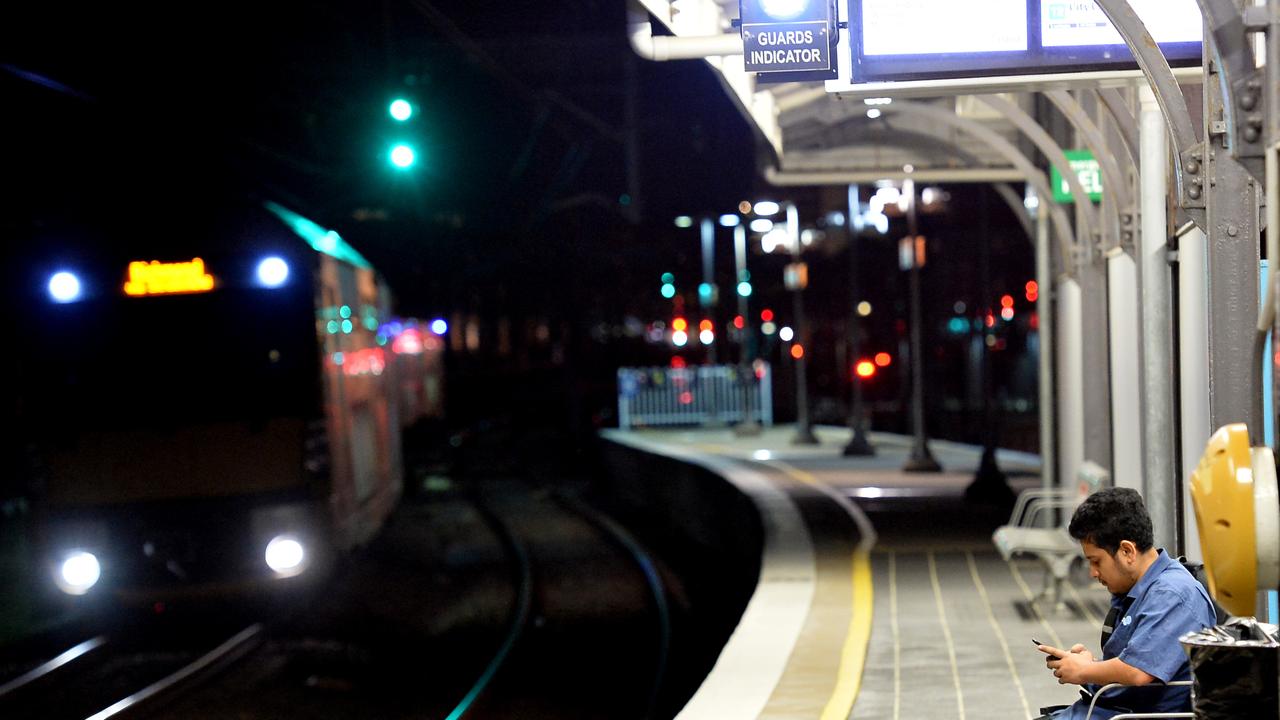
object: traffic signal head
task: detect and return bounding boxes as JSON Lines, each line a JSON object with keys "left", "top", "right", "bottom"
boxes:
{"left": 389, "top": 143, "right": 417, "bottom": 169}
{"left": 389, "top": 98, "right": 414, "bottom": 122}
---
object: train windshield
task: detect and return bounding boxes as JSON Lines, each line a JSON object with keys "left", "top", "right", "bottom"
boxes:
{"left": 24, "top": 286, "right": 319, "bottom": 432}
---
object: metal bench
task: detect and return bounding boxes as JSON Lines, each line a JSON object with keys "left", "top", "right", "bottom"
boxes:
{"left": 993, "top": 462, "right": 1109, "bottom": 611}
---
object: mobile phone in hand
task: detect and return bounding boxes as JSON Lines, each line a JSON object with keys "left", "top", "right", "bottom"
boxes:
{"left": 1032, "top": 638, "right": 1043, "bottom": 647}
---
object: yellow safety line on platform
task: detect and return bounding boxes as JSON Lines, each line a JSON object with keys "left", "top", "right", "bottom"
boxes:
{"left": 928, "top": 551, "right": 967, "bottom": 720}
{"left": 1008, "top": 562, "right": 1064, "bottom": 649}
{"left": 966, "top": 552, "right": 1032, "bottom": 720}
{"left": 890, "top": 550, "right": 901, "bottom": 720}
{"left": 768, "top": 461, "right": 875, "bottom": 720}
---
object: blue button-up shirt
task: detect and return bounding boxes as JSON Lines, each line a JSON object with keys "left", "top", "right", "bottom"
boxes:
{"left": 1061, "top": 549, "right": 1217, "bottom": 720}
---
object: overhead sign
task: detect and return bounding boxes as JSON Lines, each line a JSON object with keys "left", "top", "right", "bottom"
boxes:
{"left": 849, "top": 0, "right": 1202, "bottom": 84}
{"left": 741, "top": 0, "right": 836, "bottom": 75}
{"left": 1050, "top": 150, "right": 1104, "bottom": 204}
{"left": 123, "top": 258, "right": 216, "bottom": 297}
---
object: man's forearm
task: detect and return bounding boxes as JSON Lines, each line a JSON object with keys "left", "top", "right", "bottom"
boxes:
{"left": 1080, "top": 658, "right": 1156, "bottom": 686}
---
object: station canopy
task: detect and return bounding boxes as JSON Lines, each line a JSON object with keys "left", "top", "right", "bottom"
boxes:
{"left": 629, "top": 0, "right": 1203, "bottom": 189}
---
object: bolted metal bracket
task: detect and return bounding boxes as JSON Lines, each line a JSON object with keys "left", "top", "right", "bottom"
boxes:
{"left": 1179, "top": 142, "right": 1209, "bottom": 229}
{"left": 1119, "top": 208, "right": 1138, "bottom": 254}
{"left": 1229, "top": 69, "right": 1267, "bottom": 181}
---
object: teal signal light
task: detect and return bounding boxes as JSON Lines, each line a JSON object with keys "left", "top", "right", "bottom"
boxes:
{"left": 737, "top": 281, "right": 753, "bottom": 297}
{"left": 389, "top": 98, "right": 413, "bottom": 122}
{"left": 661, "top": 283, "right": 676, "bottom": 299}
{"left": 389, "top": 143, "right": 417, "bottom": 169}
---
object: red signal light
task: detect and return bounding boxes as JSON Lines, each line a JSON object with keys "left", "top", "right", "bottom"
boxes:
{"left": 855, "top": 360, "right": 876, "bottom": 378}
{"left": 874, "top": 352, "right": 891, "bottom": 367}
{"left": 733, "top": 315, "right": 745, "bottom": 330}
{"left": 790, "top": 344, "right": 804, "bottom": 360}
{"left": 1000, "top": 294, "right": 1014, "bottom": 309}
{"left": 699, "top": 319, "right": 713, "bottom": 332}
{"left": 673, "top": 317, "right": 688, "bottom": 332}
{"left": 761, "top": 308, "right": 774, "bottom": 322}
{"left": 671, "top": 356, "right": 687, "bottom": 369}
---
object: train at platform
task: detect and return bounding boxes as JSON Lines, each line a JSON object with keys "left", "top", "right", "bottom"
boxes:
{"left": 15, "top": 197, "right": 444, "bottom": 608}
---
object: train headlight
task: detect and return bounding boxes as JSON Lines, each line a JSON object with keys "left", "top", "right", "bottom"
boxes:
{"left": 56, "top": 551, "right": 101, "bottom": 595}
{"left": 48, "top": 271, "right": 83, "bottom": 303}
{"left": 256, "top": 257, "right": 290, "bottom": 288}
{"left": 264, "top": 535, "right": 306, "bottom": 576}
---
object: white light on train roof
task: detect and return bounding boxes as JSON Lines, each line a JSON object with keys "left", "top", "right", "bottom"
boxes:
{"left": 256, "top": 257, "right": 289, "bottom": 288}
{"left": 57, "top": 551, "right": 100, "bottom": 595}
{"left": 265, "top": 535, "right": 306, "bottom": 576}
{"left": 48, "top": 271, "right": 82, "bottom": 303}
{"left": 749, "top": 218, "right": 774, "bottom": 233}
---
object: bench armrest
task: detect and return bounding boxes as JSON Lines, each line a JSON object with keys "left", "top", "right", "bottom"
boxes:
{"left": 1010, "top": 488, "right": 1077, "bottom": 525}
{"left": 1084, "top": 681, "right": 1193, "bottom": 720}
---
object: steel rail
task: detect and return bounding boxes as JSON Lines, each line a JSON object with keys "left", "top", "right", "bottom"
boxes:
{"left": 84, "top": 624, "right": 263, "bottom": 720}
{"left": 0, "top": 636, "right": 108, "bottom": 700}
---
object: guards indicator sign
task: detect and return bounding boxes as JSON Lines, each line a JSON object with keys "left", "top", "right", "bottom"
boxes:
{"left": 741, "top": 0, "right": 835, "bottom": 74}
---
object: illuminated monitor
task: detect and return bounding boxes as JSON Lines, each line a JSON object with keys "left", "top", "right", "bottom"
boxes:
{"left": 852, "top": 0, "right": 1202, "bottom": 83}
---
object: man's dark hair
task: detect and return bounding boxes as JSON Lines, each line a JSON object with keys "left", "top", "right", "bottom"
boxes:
{"left": 1068, "top": 487, "right": 1154, "bottom": 554}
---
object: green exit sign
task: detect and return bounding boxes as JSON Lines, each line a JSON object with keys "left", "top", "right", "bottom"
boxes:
{"left": 1050, "top": 149, "right": 1103, "bottom": 204}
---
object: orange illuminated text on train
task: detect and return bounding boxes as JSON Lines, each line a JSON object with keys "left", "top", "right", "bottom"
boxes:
{"left": 123, "top": 258, "right": 216, "bottom": 296}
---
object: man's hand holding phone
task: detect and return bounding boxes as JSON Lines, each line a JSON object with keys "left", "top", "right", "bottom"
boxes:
{"left": 1035, "top": 640, "right": 1095, "bottom": 685}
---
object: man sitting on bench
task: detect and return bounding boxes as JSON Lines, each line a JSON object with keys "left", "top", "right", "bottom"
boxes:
{"left": 1035, "top": 488, "right": 1217, "bottom": 720}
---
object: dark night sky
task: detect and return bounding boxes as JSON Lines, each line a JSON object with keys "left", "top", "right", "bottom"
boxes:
{"left": 0, "top": 1, "right": 759, "bottom": 319}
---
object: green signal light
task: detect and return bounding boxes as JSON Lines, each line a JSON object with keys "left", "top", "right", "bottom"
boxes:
{"left": 661, "top": 273, "right": 675, "bottom": 285}
{"left": 389, "top": 99, "right": 413, "bottom": 122}
{"left": 389, "top": 143, "right": 417, "bottom": 169}
{"left": 661, "top": 283, "right": 676, "bottom": 299}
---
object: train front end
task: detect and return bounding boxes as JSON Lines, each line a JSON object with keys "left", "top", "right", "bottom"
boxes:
{"left": 20, "top": 230, "right": 331, "bottom": 608}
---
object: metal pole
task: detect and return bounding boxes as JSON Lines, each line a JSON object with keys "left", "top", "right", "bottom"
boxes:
{"left": 1178, "top": 224, "right": 1210, "bottom": 563}
{"left": 902, "top": 180, "right": 940, "bottom": 471}
{"left": 700, "top": 216, "right": 718, "bottom": 365}
{"left": 1058, "top": 277, "right": 1086, "bottom": 493}
{"left": 1137, "top": 85, "right": 1178, "bottom": 551}
{"left": 789, "top": 202, "right": 819, "bottom": 445}
{"left": 1036, "top": 204, "right": 1057, "bottom": 494}
{"left": 845, "top": 184, "right": 874, "bottom": 456}
{"left": 734, "top": 222, "right": 763, "bottom": 436}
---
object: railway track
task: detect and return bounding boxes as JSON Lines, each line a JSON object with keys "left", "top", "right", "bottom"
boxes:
{"left": 448, "top": 486, "right": 673, "bottom": 719}
{"left": 0, "top": 623, "right": 262, "bottom": 720}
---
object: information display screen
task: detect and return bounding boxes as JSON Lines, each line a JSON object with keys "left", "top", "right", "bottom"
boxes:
{"left": 852, "top": 0, "right": 1202, "bottom": 83}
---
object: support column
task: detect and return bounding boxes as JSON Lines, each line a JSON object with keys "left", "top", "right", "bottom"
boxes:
{"left": 1138, "top": 86, "right": 1178, "bottom": 550}
{"left": 1203, "top": 39, "right": 1263, "bottom": 436}
{"left": 1035, "top": 205, "right": 1057, "bottom": 493}
{"left": 1057, "top": 278, "right": 1086, "bottom": 491}
{"left": 1178, "top": 226, "right": 1210, "bottom": 563}
{"left": 1108, "top": 249, "right": 1143, "bottom": 492}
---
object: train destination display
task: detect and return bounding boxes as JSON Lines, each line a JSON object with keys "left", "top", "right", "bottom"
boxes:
{"left": 850, "top": 0, "right": 1203, "bottom": 83}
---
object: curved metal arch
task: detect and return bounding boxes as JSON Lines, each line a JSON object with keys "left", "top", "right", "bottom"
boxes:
{"left": 1044, "top": 90, "right": 1134, "bottom": 251}
{"left": 976, "top": 94, "right": 1100, "bottom": 257}
{"left": 783, "top": 129, "right": 1038, "bottom": 243}
{"left": 1095, "top": 88, "right": 1140, "bottom": 170}
{"left": 875, "top": 101, "right": 1079, "bottom": 275}
{"left": 1091, "top": 0, "right": 1205, "bottom": 227}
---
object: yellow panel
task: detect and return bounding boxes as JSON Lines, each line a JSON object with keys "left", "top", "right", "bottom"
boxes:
{"left": 1189, "top": 423, "right": 1258, "bottom": 617}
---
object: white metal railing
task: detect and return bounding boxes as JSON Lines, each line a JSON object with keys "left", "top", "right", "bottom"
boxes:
{"left": 617, "top": 363, "right": 773, "bottom": 430}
